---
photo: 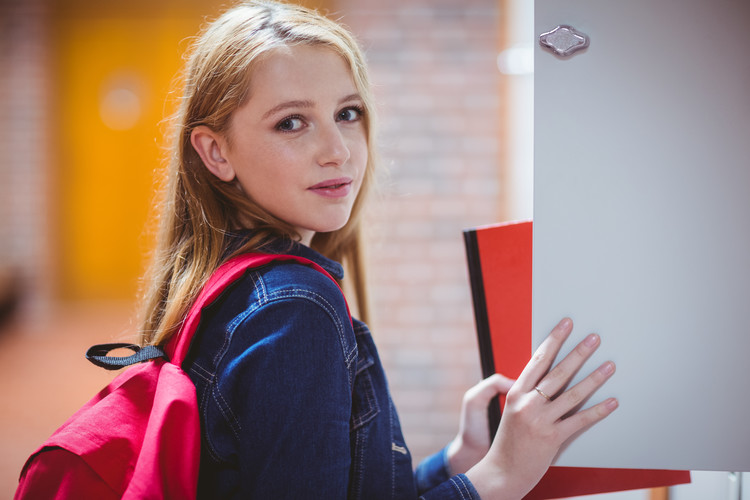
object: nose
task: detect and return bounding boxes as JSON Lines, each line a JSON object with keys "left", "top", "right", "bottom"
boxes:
{"left": 317, "top": 122, "right": 350, "bottom": 167}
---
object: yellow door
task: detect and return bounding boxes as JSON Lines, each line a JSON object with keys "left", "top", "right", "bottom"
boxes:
{"left": 53, "top": 3, "right": 219, "bottom": 300}
{"left": 53, "top": 0, "right": 334, "bottom": 301}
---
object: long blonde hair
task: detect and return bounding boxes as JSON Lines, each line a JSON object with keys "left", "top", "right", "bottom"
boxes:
{"left": 139, "top": 0, "right": 376, "bottom": 346}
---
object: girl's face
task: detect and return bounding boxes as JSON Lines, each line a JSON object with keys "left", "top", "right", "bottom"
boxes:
{"left": 194, "top": 44, "right": 368, "bottom": 246}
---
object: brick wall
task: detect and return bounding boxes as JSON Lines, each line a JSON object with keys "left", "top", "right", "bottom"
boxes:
{"left": 0, "top": 0, "right": 505, "bottom": 468}
{"left": 336, "top": 0, "right": 504, "bottom": 463}
{"left": 0, "top": 0, "right": 51, "bottom": 321}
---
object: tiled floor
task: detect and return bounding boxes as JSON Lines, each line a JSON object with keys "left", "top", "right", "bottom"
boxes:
{"left": 0, "top": 302, "right": 135, "bottom": 498}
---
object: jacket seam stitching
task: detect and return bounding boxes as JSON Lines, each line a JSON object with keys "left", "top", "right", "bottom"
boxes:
{"left": 204, "top": 281, "right": 356, "bottom": 463}
{"left": 228, "top": 288, "right": 356, "bottom": 369}
{"left": 451, "top": 476, "right": 470, "bottom": 500}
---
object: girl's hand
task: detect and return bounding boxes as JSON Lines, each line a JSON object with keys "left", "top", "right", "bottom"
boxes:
{"left": 466, "top": 318, "right": 618, "bottom": 500}
{"left": 446, "top": 373, "right": 515, "bottom": 474}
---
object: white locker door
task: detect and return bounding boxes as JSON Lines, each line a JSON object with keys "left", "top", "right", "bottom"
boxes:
{"left": 533, "top": 0, "right": 750, "bottom": 471}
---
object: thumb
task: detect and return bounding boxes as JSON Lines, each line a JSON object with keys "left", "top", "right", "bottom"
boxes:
{"left": 465, "top": 373, "right": 515, "bottom": 408}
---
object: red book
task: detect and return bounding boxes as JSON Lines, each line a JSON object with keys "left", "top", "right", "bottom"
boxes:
{"left": 463, "top": 220, "right": 690, "bottom": 499}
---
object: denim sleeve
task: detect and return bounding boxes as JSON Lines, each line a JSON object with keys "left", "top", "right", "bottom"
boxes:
{"left": 418, "top": 475, "right": 481, "bottom": 500}
{"left": 213, "top": 292, "right": 356, "bottom": 498}
{"left": 415, "top": 446, "right": 452, "bottom": 493}
{"left": 416, "top": 447, "right": 482, "bottom": 500}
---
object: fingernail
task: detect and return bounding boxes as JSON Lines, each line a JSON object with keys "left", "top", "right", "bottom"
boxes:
{"left": 559, "top": 317, "right": 572, "bottom": 329}
{"left": 599, "top": 361, "right": 615, "bottom": 376}
{"left": 584, "top": 333, "right": 599, "bottom": 347}
{"left": 605, "top": 398, "right": 619, "bottom": 410}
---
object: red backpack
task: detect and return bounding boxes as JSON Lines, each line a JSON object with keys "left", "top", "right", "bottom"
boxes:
{"left": 15, "top": 253, "right": 344, "bottom": 499}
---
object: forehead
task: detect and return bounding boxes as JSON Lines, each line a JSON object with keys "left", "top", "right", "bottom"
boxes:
{"left": 246, "top": 44, "right": 358, "bottom": 106}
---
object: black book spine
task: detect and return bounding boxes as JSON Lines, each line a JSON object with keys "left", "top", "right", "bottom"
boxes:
{"left": 463, "top": 229, "right": 501, "bottom": 438}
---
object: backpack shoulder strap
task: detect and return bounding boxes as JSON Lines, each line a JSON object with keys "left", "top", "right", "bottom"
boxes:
{"left": 167, "top": 253, "right": 349, "bottom": 365}
{"left": 85, "top": 253, "right": 349, "bottom": 371}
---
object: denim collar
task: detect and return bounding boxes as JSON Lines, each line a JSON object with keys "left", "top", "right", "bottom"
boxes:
{"left": 228, "top": 230, "right": 344, "bottom": 281}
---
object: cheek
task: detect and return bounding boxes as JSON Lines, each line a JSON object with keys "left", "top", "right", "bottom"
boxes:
{"left": 235, "top": 142, "right": 297, "bottom": 184}
{"left": 349, "top": 134, "right": 369, "bottom": 170}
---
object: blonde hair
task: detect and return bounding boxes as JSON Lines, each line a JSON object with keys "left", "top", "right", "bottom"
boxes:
{"left": 139, "top": 0, "right": 376, "bottom": 346}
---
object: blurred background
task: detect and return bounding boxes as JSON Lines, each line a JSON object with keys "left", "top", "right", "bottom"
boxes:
{"left": 0, "top": 0, "right": 532, "bottom": 494}
{"left": 1, "top": 0, "right": 707, "bottom": 499}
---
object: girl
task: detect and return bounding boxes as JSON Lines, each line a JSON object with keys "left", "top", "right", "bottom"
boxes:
{"left": 138, "top": 1, "right": 618, "bottom": 498}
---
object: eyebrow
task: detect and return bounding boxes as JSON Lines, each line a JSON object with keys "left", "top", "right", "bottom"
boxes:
{"left": 261, "top": 93, "right": 363, "bottom": 120}
{"left": 262, "top": 100, "right": 313, "bottom": 120}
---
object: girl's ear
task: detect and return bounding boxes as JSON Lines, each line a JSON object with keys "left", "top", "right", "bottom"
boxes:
{"left": 190, "top": 125, "right": 236, "bottom": 182}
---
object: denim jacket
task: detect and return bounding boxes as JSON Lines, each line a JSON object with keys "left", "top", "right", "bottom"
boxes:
{"left": 183, "top": 237, "right": 480, "bottom": 499}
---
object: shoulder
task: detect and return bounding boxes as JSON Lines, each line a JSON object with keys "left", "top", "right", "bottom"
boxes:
{"left": 211, "top": 257, "right": 346, "bottom": 314}
{"left": 224, "top": 259, "right": 353, "bottom": 348}
{"left": 249, "top": 259, "right": 348, "bottom": 322}
{"left": 258, "top": 258, "right": 343, "bottom": 298}
{"left": 189, "top": 258, "right": 357, "bottom": 378}
{"left": 217, "top": 260, "right": 357, "bottom": 383}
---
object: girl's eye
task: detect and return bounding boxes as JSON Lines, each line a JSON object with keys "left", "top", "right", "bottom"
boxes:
{"left": 337, "top": 106, "right": 364, "bottom": 122}
{"left": 276, "top": 116, "right": 305, "bottom": 132}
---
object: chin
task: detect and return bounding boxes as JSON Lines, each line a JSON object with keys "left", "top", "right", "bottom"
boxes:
{"left": 314, "top": 223, "right": 349, "bottom": 234}
{"left": 312, "top": 213, "right": 353, "bottom": 234}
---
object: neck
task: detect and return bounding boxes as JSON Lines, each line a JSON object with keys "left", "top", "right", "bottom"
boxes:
{"left": 298, "top": 230, "right": 315, "bottom": 247}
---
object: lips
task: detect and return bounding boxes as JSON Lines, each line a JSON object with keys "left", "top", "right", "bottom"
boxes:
{"left": 308, "top": 177, "right": 353, "bottom": 198}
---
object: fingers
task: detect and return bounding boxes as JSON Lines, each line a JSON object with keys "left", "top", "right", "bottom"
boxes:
{"left": 528, "top": 358, "right": 617, "bottom": 447}
{"left": 515, "top": 317, "right": 616, "bottom": 421}
{"left": 516, "top": 317, "right": 574, "bottom": 391}
{"left": 549, "top": 360, "right": 616, "bottom": 420}
{"left": 464, "top": 374, "right": 515, "bottom": 409}
{"left": 535, "top": 332, "right": 601, "bottom": 399}
{"left": 559, "top": 396, "right": 619, "bottom": 437}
